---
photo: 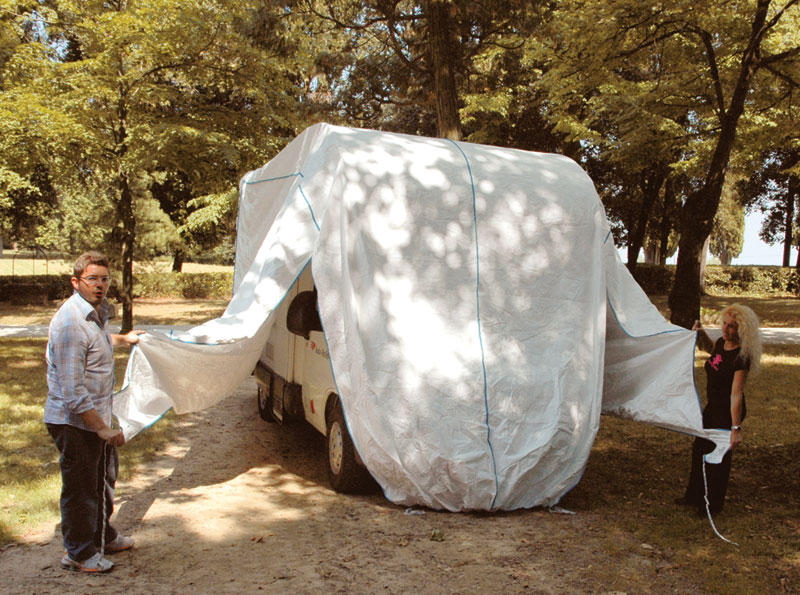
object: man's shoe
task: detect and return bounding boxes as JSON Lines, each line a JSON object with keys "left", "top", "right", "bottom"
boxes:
{"left": 61, "top": 552, "right": 114, "bottom": 573}
{"left": 105, "top": 534, "right": 134, "bottom": 553}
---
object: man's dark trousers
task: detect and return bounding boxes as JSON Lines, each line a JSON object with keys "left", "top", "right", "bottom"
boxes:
{"left": 46, "top": 424, "right": 119, "bottom": 561}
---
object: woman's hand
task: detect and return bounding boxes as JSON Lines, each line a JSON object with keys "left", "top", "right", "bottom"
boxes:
{"left": 730, "top": 427, "right": 743, "bottom": 449}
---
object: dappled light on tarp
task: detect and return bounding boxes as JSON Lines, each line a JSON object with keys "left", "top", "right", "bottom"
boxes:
{"left": 114, "top": 124, "right": 721, "bottom": 511}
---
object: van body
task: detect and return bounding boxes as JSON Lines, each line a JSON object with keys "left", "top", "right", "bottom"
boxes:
{"left": 253, "top": 266, "right": 372, "bottom": 492}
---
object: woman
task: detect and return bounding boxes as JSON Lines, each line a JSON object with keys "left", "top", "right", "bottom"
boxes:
{"left": 677, "top": 304, "right": 762, "bottom": 515}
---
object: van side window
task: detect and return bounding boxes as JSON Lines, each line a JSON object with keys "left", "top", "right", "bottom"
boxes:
{"left": 287, "top": 289, "right": 323, "bottom": 339}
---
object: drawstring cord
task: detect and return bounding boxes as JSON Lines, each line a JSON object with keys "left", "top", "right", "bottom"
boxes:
{"left": 100, "top": 441, "right": 108, "bottom": 557}
{"left": 701, "top": 458, "right": 739, "bottom": 546}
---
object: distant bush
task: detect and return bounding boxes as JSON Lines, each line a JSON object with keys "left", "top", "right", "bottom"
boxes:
{"left": 0, "top": 272, "right": 233, "bottom": 303}
{"left": 2, "top": 266, "right": 797, "bottom": 304}
{"left": 629, "top": 265, "right": 675, "bottom": 295}
{"left": 0, "top": 275, "right": 73, "bottom": 303}
{"left": 133, "top": 272, "right": 233, "bottom": 299}
{"left": 704, "top": 265, "right": 800, "bottom": 295}
{"left": 631, "top": 264, "right": 800, "bottom": 296}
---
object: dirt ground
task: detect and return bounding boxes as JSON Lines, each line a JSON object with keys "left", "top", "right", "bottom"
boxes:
{"left": 0, "top": 378, "right": 703, "bottom": 594}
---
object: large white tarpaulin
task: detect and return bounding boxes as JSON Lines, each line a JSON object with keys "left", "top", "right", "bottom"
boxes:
{"left": 113, "top": 124, "right": 729, "bottom": 511}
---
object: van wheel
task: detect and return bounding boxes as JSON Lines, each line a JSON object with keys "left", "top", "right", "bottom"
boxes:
{"left": 326, "top": 399, "right": 371, "bottom": 493}
{"left": 257, "top": 380, "right": 276, "bottom": 423}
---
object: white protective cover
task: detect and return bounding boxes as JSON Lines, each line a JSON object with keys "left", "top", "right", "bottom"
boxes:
{"left": 113, "top": 124, "right": 729, "bottom": 511}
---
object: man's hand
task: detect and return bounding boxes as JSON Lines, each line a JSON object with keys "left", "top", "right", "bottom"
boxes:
{"left": 112, "top": 329, "right": 146, "bottom": 347}
{"left": 97, "top": 427, "right": 125, "bottom": 446}
{"left": 81, "top": 409, "right": 126, "bottom": 446}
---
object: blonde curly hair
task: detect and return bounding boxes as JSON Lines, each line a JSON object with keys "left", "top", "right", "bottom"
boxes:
{"left": 722, "top": 304, "right": 762, "bottom": 375}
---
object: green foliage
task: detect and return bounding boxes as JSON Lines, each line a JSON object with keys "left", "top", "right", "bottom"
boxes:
{"left": 133, "top": 271, "right": 232, "bottom": 299}
{"left": 299, "top": 0, "right": 541, "bottom": 140}
{"left": 632, "top": 264, "right": 800, "bottom": 296}
{"left": 0, "top": 0, "right": 318, "bottom": 326}
{"left": 179, "top": 188, "right": 238, "bottom": 253}
{"left": 531, "top": 0, "right": 799, "bottom": 324}
{"left": 0, "top": 270, "right": 233, "bottom": 301}
{"left": 629, "top": 265, "right": 675, "bottom": 295}
{"left": 704, "top": 265, "right": 800, "bottom": 296}
{"left": 710, "top": 179, "right": 745, "bottom": 264}
{"left": 737, "top": 148, "right": 800, "bottom": 266}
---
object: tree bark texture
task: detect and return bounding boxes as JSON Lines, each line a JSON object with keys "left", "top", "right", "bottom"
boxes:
{"left": 118, "top": 171, "right": 135, "bottom": 334}
{"left": 784, "top": 176, "right": 796, "bottom": 267}
{"left": 426, "top": 1, "right": 462, "bottom": 141}
{"left": 627, "top": 165, "right": 667, "bottom": 273}
{"left": 658, "top": 177, "right": 678, "bottom": 266}
{"left": 172, "top": 249, "right": 185, "bottom": 272}
{"left": 115, "top": 84, "right": 134, "bottom": 334}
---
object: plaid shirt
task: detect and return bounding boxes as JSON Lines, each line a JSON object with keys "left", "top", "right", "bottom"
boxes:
{"left": 44, "top": 292, "right": 115, "bottom": 430}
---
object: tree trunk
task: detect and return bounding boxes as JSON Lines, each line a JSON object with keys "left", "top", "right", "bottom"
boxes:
{"left": 172, "top": 249, "right": 184, "bottom": 272}
{"left": 627, "top": 166, "right": 667, "bottom": 274}
{"left": 668, "top": 1, "right": 769, "bottom": 329}
{"left": 426, "top": 1, "right": 462, "bottom": 141}
{"left": 658, "top": 177, "right": 677, "bottom": 265}
{"left": 118, "top": 171, "right": 135, "bottom": 334}
{"left": 115, "top": 81, "right": 134, "bottom": 333}
{"left": 626, "top": 241, "right": 640, "bottom": 267}
{"left": 784, "top": 176, "right": 796, "bottom": 267}
{"left": 699, "top": 235, "right": 710, "bottom": 292}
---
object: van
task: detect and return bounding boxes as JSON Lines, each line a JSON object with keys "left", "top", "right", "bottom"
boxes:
{"left": 253, "top": 266, "right": 373, "bottom": 493}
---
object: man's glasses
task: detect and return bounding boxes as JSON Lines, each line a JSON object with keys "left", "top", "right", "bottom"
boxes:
{"left": 79, "top": 276, "right": 110, "bottom": 285}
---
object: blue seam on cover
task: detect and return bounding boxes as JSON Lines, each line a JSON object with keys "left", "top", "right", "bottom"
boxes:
{"left": 161, "top": 178, "right": 318, "bottom": 346}
{"left": 244, "top": 172, "right": 304, "bottom": 185}
{"left": 691, "top": 332, "right": 703, "bottom": 410}
{"left": 604, "top": 230, "right": 612, "bottom": 244}
{"left": 114, "top": 260, "right": 313, "bottom": 435}
{"left": 116, "top": 177, "right": 319, "bottom": 434}
{"left": 447, "top": 138, "right": 499, "bottom": 510}
{"left": 606, "top": 299, "right": 718, "bottom": 448}
{"left": 298, "top": 185, "right": 320, "bottom": 231}
{"left": 606, "top": 297, "right": 685, "bottom": 338}
{"left": 308, "top": 264, "right": 392, "bottom": 502}
{"left": 111, "top": 344, "right": 173, "bottom": 433}
{"left": 234, "top": 185, "right": 243, "bottom": 289}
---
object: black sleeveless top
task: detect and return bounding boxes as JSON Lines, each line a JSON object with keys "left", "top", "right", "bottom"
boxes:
{"left": 702, "top": 338, "right": 749, "bottom": 429}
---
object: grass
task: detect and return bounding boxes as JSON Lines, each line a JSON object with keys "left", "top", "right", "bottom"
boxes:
{"left": 0, "top": 298, "right": 229, "bottom": 326}
{"left": 649, "top": 294, "right": 800, "bottom": 328}
{"left": 1, "top": 283, "right": 798, "bottom": 590}
{"left": 562, "top": 344, "right": 800, "bottom": 593}
{"left": 0, "top": 338, "right": 177, "bottom": 545}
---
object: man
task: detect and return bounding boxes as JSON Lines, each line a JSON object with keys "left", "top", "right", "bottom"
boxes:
{"left": 44, "top": 251, "right": 144, "bottom": 573}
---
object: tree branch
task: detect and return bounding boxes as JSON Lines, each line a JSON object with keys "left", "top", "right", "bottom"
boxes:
{"left": 694, "top": 27, "right": 726, "bottom": 119}
{"left": 758, "top": 45, "right": 800, "bottom": 67}
{"left": 761, "top": 62, "right": 800, "bottom": 88}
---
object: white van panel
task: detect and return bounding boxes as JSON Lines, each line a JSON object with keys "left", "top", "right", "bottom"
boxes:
{"left": 260, "top": 281, "right": 298, "bottom": 381}
{"left": 259, "top": 265, "right": 337, "bottom": 435}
